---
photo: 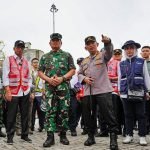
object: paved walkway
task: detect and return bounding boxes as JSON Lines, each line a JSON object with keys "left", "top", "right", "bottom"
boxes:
{"left": 1, "top": 126, "right": 150, "bottom": 150}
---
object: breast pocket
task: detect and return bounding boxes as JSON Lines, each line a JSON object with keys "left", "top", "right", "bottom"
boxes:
{"left": 134, "top": 63, "right": 143, "bottom": 75}
{"left": 94, "top": 59, "right": 103, "bottom": 69}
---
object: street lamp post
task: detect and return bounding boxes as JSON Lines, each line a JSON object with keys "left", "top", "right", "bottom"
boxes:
{"left": 50, "top": 4, "right": 58, "bottom": 33}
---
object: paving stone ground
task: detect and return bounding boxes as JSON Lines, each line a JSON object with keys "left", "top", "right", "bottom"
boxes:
{"left": 1, "top": 121, "right": 150, "bottom": 150}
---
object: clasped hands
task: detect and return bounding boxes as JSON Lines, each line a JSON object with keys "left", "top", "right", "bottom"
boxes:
{"left": 47, "top": 75, "right": 63, "bottom": 86}
{"left": 84, "top": 77, "right": 94, "bottom": 85}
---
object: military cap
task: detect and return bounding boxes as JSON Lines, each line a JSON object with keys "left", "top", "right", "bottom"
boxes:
{"left": 50, "top": 33, "right": 62, "bottom": 40}
{"left": 85, "top": 36, "right": 97, "bottom": 44}
{"left": 114, "top": 49, "right": 122, "bottom": 54}
{"left": 14, "top": 40, "right": 25, "bottom": 48}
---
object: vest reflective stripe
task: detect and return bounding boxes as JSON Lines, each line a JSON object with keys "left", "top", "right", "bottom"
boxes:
{"left": 8, "top": 56, "right": 29, "bottom": 95}
{"left": 107, "top": 58, "right": 119, "bottom": 93}
{"left": 35, "top": 76, "right": 43, "bottom": 93}
{"left": 107, "top": 58, "right": 118, "bottom": 77}
{"left": 9, "top": 78, "right": 20, "bottom": 82}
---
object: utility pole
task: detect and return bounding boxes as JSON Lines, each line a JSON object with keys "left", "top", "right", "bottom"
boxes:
{"left": 50, "top": 4, "right": 58, "bottom": 33}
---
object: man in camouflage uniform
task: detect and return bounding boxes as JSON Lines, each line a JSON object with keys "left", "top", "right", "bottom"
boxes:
{"left": 38, "top": 33, "right": 76, "bottom": 147}
{"left": 0, "top": 57, "right": 6, "bottom": 137}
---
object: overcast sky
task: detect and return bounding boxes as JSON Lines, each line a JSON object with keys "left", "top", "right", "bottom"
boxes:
{"left": 1, "top": 0, "right": 150, "bottom": 64}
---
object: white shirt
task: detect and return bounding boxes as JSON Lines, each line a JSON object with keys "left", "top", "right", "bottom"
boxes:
{"left": 2, "top": 54, "right": 32, "bottom": 96}
{"left": 70, "top": 74, "right": 78, "bottom": 88}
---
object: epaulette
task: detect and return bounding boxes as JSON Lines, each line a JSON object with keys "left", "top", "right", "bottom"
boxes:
{"left": 81, "top": 56, "right": 90, "bottom": 65}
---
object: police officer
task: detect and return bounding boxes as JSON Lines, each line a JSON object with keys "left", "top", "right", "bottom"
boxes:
{"left": 107, "top": 49, "right": 124, "bottom": 135}
{"left": 38, "top": 33, "right": 76, "bottom": 147}
{"left": 78, "top": 35, "right": 118, "bottom": 150}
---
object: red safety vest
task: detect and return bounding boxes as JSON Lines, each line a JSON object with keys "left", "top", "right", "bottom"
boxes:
{"left": 107, "top": 58, "right": 119, "bottom": 94}
{"left": 8, "top": 56, "right": 29, "bottom": 95}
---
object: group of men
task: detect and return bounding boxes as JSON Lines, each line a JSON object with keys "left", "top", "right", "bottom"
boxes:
{"left": 0, "top": 32, "right": 150, "bottom": 150}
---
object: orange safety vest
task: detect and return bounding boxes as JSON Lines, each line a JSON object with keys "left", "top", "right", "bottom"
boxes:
{"left": 107, "top": 58, "right": 119, "bottom": 94}
{"left": 8, "top": 56, "right": 29, "bottom": 95}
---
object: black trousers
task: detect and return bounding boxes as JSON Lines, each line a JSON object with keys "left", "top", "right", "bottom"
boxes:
{"left": 6, "top": 93, "right": 30, "bottom": 138}
{"left": 112, "top": 94, "right": 124, "bottom": 130}
{"left": 122, "top": 98, "right": 146, "bottom": 136}
{"left": 31, "top": 96, "right": 45, "bottom": 129}
{"left": 69, "top": 94, "right": 85, "bottom": 129}
{"left": 82, "top": 92, "right": 118, "bottom": 134}
{"left": 145, "top": 100, "right": 150, "bottom": 133}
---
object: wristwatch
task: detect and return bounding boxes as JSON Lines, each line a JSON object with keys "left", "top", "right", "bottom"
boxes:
{"left": 62, "top": 76, "right": 67, "bottom": 82}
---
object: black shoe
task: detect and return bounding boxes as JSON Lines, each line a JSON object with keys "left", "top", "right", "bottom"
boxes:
{"left": 38, "top": 127, "right": 43, "bottom": 132}
{"left": 29, "top": 129, "right": 33, "bottom": 135}
{"left": 31, "top": 127, "right": 34, "bottom": 131}
{"left": 84, "top": 136, "right": 96, "bottom": 146}
{"left": 81, "top": 130, "right": 88, "bottom": 135}
{"left": 110, "top": 133, "right": 118, "bottom": 150}
{"left": 95, "top": 131, "right": 109, "bottom": 137}
{"left": 0, "top": 130, "right": 6, "bottom": 137}
{"left": 7, "top": 138, "right": 13, "bottom": 145}
{"left": 60, "top": 132, "right": 69, "bottom": 145}
{"left": 117, "top": 128, "right": 122, "bottom": 135}
{"left": 21, "top": 136, "right": 32, "bottom": 143}
{"left": 43, "top": 132, "right": 55, "bottom": 147}
{"left": 71, "top": 130, "right": 77, "bottom": 136}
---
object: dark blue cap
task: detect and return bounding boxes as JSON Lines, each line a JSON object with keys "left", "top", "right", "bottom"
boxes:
{"left": 14, "top": 40, "right": 25, "bottom": 48}
{"left": 122, "top": 40, "right": 141, "bottom": 49}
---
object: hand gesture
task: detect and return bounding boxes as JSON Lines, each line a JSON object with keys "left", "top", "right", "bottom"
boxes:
{"left": 101, "top": 34, "right": 111, "bottom": 44}
{"left": 83, "top": 77, "right": 94, "bottom": 85}
{"left": 5, "top": 91, "right": 12, "bottom": 101}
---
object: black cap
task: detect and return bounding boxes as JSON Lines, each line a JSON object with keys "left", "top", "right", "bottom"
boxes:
{"left": 85, "top": 36, "right": 97, "bottom": 44}
{"left": 14, "top": 40, "right": 25, "bottom": 48}
{"left": 77, "top": 57, "right": 84, "bottom": 64}
{"left": 114, "top": 49, "right": 122, "bottom": 54}
{"left": 50, "top": 33, "right": 62, "bottom": 40}
{"left": 122, "top": 40, "right": 141, "bottom": 49}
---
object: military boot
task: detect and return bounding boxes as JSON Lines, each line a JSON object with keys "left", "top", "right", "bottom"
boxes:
{"left": 43, "top": 131, "right": 55, "bottom": 147}
{"left": 60, "top": 131, "right": 69, "bottom": 145}
{"left": 84, "top": 133, "right": 96, "bottom": 146}
{"left": 0, "top": 128, "right": 6, "bottom": 137}
{"left": 110, "top": 133, "right": 118, "bottom": 150}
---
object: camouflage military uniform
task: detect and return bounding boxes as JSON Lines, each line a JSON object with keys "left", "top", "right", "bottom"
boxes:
{"left": 38, "top": 49, "right": 76, "bottom": 132}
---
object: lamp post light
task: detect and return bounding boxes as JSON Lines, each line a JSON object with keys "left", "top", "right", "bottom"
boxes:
{"left": 50, "top": 4, "right": 58, "bottom": 33}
